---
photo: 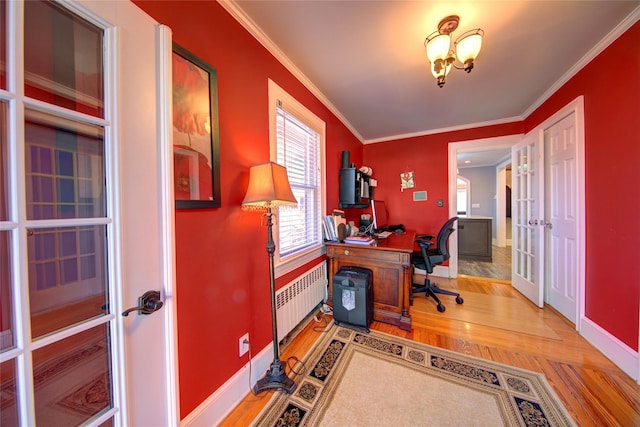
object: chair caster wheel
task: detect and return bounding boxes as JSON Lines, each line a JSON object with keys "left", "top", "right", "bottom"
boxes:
{"left": 437, "top": 303, "right": 446, "bottom": 313}
{"left": 456, "top": 296, "right": 464, "bottom": 304}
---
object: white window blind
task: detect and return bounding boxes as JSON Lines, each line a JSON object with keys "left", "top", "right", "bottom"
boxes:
{"left": 276, "top": 101, "right": 321, "bottom": 259}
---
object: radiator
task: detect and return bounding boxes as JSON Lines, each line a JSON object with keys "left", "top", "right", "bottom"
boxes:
{"left": 275, "top": 263, "right": 327, "bottom": 342}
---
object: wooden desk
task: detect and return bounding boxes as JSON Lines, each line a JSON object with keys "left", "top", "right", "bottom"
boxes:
{"left": 325, "top": 231, "right": 415, "bottom": 331}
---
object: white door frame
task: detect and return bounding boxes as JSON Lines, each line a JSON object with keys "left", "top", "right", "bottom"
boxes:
{"left": 447, "top": 134, "right": 522, "bottom": 277}
{"left": 496, "top": 158, "right": 511, "bottom": 248}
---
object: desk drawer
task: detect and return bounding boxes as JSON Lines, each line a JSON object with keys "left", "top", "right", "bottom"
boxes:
{"left": 327, "top": 245, "right": 409, "bottom": 265}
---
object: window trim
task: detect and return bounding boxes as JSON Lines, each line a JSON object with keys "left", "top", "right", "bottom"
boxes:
{"left": 268, "top": 79, "right": 326, "bottom": 277}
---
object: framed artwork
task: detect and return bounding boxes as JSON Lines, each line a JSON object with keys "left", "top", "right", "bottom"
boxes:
{"left": 172, "top": 43, "right": 221, "bottom": 208}
{"left": 400, "top": 171, "right": 415, "bottom": 191}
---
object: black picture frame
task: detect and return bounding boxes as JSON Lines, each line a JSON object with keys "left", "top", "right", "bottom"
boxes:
{"left": 172, "top": 43, "right": 221, "bottom": 209}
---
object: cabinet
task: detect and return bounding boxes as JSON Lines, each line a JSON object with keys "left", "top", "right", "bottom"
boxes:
{"left": 458, "top": 217, "right": 492, "bottom": 262}
{"left": 339, "top": 168, "right": 372, "bottom": 208}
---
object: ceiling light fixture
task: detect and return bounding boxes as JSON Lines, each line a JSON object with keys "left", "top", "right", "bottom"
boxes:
{"left": 425, "top": 15, "right": 484, "bottom": 88}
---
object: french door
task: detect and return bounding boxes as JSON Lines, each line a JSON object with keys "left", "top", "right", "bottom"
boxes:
{"left": 0, "top": 1, "right": 177, "bottom": 425}
{"left": 511, "top": 130, "right": 544, "bottom": 307}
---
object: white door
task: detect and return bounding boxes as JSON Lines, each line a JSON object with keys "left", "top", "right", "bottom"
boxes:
{"left": 511, "top": 131, "right": 544, "bottom": 307}
{"left": 1, "top": 1, "right": 177, "bottom": 426}
{"left": 544, "top": 113, "right": 578, "bottom": 323}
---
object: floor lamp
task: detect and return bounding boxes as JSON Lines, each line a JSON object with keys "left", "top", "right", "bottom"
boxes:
{"left": 242, "top": 162, "right": 298, "bottom": 394}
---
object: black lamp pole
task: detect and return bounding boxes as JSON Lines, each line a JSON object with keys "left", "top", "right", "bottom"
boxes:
{"left": 253, "top": 207, "right": 296, "bottom": 394}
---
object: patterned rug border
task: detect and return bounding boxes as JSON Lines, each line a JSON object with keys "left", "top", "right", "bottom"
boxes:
{"left": 252, "top": 324, "right": 575, "bottom": 427}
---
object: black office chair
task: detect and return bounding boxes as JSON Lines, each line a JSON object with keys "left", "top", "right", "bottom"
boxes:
{"left": 410, "top": 217, "right": 463, "bottom": 312}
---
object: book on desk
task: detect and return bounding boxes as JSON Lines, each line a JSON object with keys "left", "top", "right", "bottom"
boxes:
{"left": 343, "top": 236, "right": 375, "bottom": 245}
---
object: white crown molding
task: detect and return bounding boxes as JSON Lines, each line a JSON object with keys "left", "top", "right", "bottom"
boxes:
{"left": 363, "top": 115, "right": 523, "bottom": 145}
{"left": 217, "top": 0, "right": 365, "bottom": 143}
{"left": 522, "top": 6, "right": 640, "bottom": 119}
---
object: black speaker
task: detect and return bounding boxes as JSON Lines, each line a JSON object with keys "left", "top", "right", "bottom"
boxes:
{"left": 339, "top": 168, "right": 359, "bottom": 205}
{"left": 341, "top": 150, "right": 350, "bottom": 169}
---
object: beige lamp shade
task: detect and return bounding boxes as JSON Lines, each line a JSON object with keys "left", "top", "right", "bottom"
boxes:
{"left": 242, "top": 162, "right": 297, "bottom": 208}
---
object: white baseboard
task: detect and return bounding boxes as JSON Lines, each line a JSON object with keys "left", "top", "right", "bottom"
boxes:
{"left": 180, "top": 343, "right": 274, "bottom": 426}
{"left": 432, "top": 265, "right": 449, "bottom": 278}
{"left": 580, "top": 316, "right": 639, "bottom": 382}
{"left": 413, "top": 265, "right": 450, "bottom": 279}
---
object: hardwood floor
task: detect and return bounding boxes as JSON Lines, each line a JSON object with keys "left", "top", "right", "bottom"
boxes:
{"left": 221, "top": 276, "right": 640, "bottom": 426}
{"left": 458, "top": 244, "right": 512, "bottom": 280}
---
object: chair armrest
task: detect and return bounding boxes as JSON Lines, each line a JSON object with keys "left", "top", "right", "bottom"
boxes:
{"left": 415, "top": 240, "right": 433, "bottom": 248}
{"left": 416, "top": 234, "right": 435, "bottom": 240}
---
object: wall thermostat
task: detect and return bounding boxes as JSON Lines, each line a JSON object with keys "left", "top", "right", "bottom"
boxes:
{"left": 413, "top": 191, "right": 427, "bottom": 201}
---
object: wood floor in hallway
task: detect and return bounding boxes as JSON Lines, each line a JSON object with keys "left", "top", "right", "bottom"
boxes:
{"left": 458, "top": 245, "right": 512, "bottom": 280}
{"left": 221, "top": 275, "right": 640, "bottom": 426}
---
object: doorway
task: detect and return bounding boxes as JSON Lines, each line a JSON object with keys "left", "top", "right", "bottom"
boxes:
{"left": 448, "top": 135, "right": 521, "bottom": 280}
{"left": 448, "top": 97, "right": 585, "bottom": 328}
{"left": 456, "top": 176, "right": 471, "bottom": 215}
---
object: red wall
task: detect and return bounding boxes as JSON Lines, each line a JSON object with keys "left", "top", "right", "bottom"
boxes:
{"left": 363, "top": 123, "right": 523, "bottom": 234}
{"left": 134, "top": 1, "right": 362, "bottom": 418}
{"left": 524, "top": 21, "right": 640, "bottom": 350}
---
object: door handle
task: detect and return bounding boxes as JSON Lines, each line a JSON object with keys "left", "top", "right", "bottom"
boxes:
{"left": 122, "top": 290, "right": 164, "bottom": 317}
{"left": 528, "top": 218, "right": 538, "bottom": 226}
{"left": 540, "top": 220, "right": 553, "bottom": 230}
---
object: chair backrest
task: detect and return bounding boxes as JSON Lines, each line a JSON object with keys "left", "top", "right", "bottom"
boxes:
{"left": 414, "top": 217, "right": 458, "bottom": 273}
{"left": 434, "top": 217, "right": 458, "bottom": 260}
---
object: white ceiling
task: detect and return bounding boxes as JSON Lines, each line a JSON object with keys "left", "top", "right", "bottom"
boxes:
{"left": 226, "top": 1, "right": 639, "bottom": 146}
{"left": 457, "top": 148, "right": 511, "bottom": 169}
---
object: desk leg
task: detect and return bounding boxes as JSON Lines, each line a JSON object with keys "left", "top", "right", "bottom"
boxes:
{"left": 401, "top": 262, "right": 411, "bottom": 319}
{"left": 327, "top": 258, "right": 335, "bottom": 302}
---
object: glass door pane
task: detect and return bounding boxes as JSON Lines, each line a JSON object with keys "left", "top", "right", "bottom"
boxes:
{"left": 0, "top": 0, "right": 5, "bottom": 90}
{"left": 1, "top": 101, "right": 7, "bottom": 220}
{"left": 24, "top": 109, "right": 106, "bottom": 220}
{"left": 28, "top": 225, "right": 108, "bottom": 339}
{"left": 0, "top": 230, "right": 13, "bottom": 351}
{"left": 32, "top": 325, "right": 113, "bottom": 425}
{"left": 0, "top": 359, "right": 19, "bottom": 425}
{"left": 24, "top": 0, "right": 104, "bottom": 117}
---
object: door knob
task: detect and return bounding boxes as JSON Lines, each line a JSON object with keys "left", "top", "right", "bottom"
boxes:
{"left": 528, "top": 218, "right": 538, "bottom": 226}
{"left": 122, "top": 290, "right": 164, "bottom": 316}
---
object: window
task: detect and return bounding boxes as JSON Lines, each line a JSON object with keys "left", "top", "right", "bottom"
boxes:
{"left": 269, "top": 80, "right": 325, "bottom": 275}
{"left": 456, "top": 176, "right": 470, "bottom": 215}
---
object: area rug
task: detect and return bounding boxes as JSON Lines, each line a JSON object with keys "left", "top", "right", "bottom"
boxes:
{"left": 252, "top": 325, "right": 574, "bottom": 426}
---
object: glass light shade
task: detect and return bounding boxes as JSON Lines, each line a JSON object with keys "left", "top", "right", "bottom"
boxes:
{"left": 425, "top": 32, "right": 451, "bottom": 63}
{"left": 455, "top": 29, "right": 483, "bottom": 63}
{"left": 431, "top": 60, "right": 452, "bottom": 79}
{"left": 242, "top": 162, "right": 297, "bottom": 208}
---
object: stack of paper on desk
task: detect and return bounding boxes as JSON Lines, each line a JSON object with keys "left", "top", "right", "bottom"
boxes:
{"left": 344, "top": 236, "right": 374, "bottom": 245}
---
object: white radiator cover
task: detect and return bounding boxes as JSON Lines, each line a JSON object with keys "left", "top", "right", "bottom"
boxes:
{"left": 275, "top": 262, "right": 327, "bottom": 342}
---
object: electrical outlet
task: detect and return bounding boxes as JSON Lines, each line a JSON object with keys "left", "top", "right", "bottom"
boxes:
{"left": 239, "top": 333, "right": 249, "bottom": 357}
